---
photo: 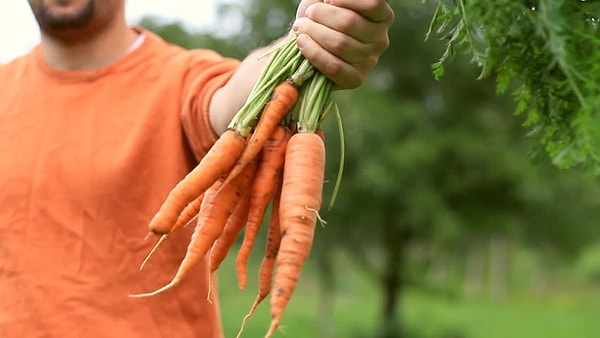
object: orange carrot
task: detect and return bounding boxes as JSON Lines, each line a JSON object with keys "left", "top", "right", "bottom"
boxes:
{"left": 218, "top": 80, "right": 298, "bottom": 193}
{"left": 206, "top": 171, "right": 253, "bottom": 302}
{"left": 236, "top": 185, "right": 282, "bottom": 338}
{"left": 236, "top": 125, "right": 292, "bottom": 290}
{"left": 148, "top": 129, "right": 246, "bottom": 235}
{"left": 265, "top": 132, "right": 325, "bottom": 338}
{"left": 130, "top": 159, "right": 258, "bottom": 298}
{"left": 172, "top": 192, "right": 204, "bottom": 230}
{"left": 139, "top": 184, "right": 217, "bottom": 270}
{"left": 208, "top": 177, "right": 252, "bottom": 274}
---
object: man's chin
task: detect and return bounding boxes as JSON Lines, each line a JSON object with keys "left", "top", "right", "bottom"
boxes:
{"left": 33, "top": 1, "right": 95, "bottom": 32}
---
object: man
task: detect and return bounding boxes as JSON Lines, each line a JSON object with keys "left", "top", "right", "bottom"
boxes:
{"left": 0, "top": 0, "right": 393, "bottom": 337}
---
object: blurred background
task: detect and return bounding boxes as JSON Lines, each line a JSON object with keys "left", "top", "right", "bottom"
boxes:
{"left": 5, "top": 0, "right": 600, "bottom": 337}
{"left": 150, "top": 1, "right": 600, "bottom": 337}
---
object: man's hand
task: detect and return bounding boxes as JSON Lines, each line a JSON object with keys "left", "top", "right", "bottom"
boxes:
{"left": 209, "top": 1, "right": 394, "bottom": 135}
{"left": 292, "top": 0, "right": 394, "bottom": 89}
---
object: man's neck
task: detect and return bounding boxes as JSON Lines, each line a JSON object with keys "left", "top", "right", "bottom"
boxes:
{"left": 40, "top": 19, "right": 139, "bottom": 71}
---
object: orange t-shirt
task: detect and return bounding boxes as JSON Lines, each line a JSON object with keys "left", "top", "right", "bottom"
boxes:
{"left": 0, "top": 28, "right": 240, "bottom": 338}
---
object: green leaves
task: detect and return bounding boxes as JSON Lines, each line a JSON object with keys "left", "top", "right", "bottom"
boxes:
{"left": 427, "top": 0, "right": 600, "bottom": 172}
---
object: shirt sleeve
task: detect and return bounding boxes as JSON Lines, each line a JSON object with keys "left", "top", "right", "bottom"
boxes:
{"left": 180, "top": 50, "right": 240, "bottom": 162}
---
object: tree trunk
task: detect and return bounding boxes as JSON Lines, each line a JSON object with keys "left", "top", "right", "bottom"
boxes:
{"left": 426, "top": 248, "right": 450, "bottom": 289}
{"left": 488, "top": 236, "right": 509, "bottom": 301}
{"left": 381, "top": 264, "right": 401, "bottom": 337}
{"left": 378, "top": 228, "right": 411, "bottom": 338}
{"left": 463, "top": 240, "right": 485, "bottom": 298}
{"left": 529, "top": 255, "right": 550, "bottom": 295}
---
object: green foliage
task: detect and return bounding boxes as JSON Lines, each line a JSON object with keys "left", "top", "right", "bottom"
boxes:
{"left": 428, "top": 0, "right": 600, "bottom": 172}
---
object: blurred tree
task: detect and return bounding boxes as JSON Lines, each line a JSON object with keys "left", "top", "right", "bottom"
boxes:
{"left": 138, "top": 16, "right": 244, "bottom": 58}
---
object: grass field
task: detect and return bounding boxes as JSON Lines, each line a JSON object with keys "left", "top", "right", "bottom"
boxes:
{"left": 215, "top": 249, "right": 600, "bottom": 338}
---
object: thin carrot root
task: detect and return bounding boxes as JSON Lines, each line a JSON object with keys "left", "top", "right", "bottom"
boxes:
{"left": 305, "top": 206, "right": 327, "bottom": 227}
{"left": 143, "top": 232, "right": 152, "bottom": 241}
{"left": 128, "top": 278, "right": 181, "bottom": 298}
{"left": 236, "top": 295, "right": 261, "bottom": 338}
{"left": 181, "top": 213, "right": 199, "bottom": 229}
{"left": 207, "top": 272, "right": 215, "bottom": 304}
{"left": 139, "top": 235, "right": 168, "bottom": 270}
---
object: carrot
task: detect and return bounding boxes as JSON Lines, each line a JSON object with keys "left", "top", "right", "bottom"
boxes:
{"left": 236, "top": 185, "right": 282, "bottom": 338}
{"left": 236, "top": 125, "right": 292, "bottom": 290}
{"left": 146, "top": 191, "right": 206, "bottom": 240}
{"left": 265, "top": 132, "right": 326, "bottom": 338}
{"left": 130, "top": 159, "right": 258, "bottom": 298}
{"left": 206, "top": 173, "right": 253, "bottom": 302}
{"left": 140, "top": 186, "right": 214, "bottom": 270}
{"left": 208, "top": 176, "right": 252, "bottom": 274}
{"left": 218, "top": 80, "right": 299, "bottom": 193}
{"left": 172, "top": 192, "right": 204, "bottom": 230}
{"left": 148, "top": 129, "right": 246, "bottom": 235}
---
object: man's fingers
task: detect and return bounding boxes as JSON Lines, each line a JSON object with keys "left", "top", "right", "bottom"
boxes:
{"left": 298, "top": 3, "right": 388, "bottom": 47}
{"left": 290, "top": 0, "right": 394, "bottom": 90}
{"left": 323, "top": 0, "right": 394, "bottom": 23}
{"left": 293, "top": 16, "right": 377, "bottom": 66}
{"left": 295, "top": 33, "right": 367, "bottom": 90}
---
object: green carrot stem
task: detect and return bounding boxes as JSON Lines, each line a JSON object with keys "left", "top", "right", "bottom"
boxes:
{"left": 227, "top": 39, "right": 305, "bottom": 133}
{"left": 329, "top": 102, "right": 345, "bottom": 210}
{"left": 297, "top": 72, "right": 332, "bottom": 133}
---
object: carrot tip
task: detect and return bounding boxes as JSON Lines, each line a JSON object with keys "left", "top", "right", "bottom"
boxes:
{"left": 128, "top": 280, "right": 178, "bottom": 298}
{"left": 236, "top": 264, "right": 248, "bottom": 291}
{"left": 207, "top": 272, "right": 215, "bottom": 304}
{"left": 235, "top": 314, "right": 252, "bottom": 338}
{"left": 236, "top": 295, "right": 264, "bottom": 338}
{"left": 264, "top": 321, "right": 283, "bottom": 338}
{"left": 183, "top": 213, "right": 199, "bottom": 229}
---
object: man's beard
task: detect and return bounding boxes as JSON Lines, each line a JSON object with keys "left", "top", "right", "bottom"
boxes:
{"left": 33, "top": 1, "right": 95, "bottom": 31}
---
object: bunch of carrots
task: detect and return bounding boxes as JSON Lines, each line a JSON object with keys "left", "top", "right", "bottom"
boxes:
{"left": 130, "top": 37, "right": 342, "bottom": 338}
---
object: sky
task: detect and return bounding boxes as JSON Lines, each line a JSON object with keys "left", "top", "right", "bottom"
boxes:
{"left": 0, "top": 1, "right": 217, "bottom": 62}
